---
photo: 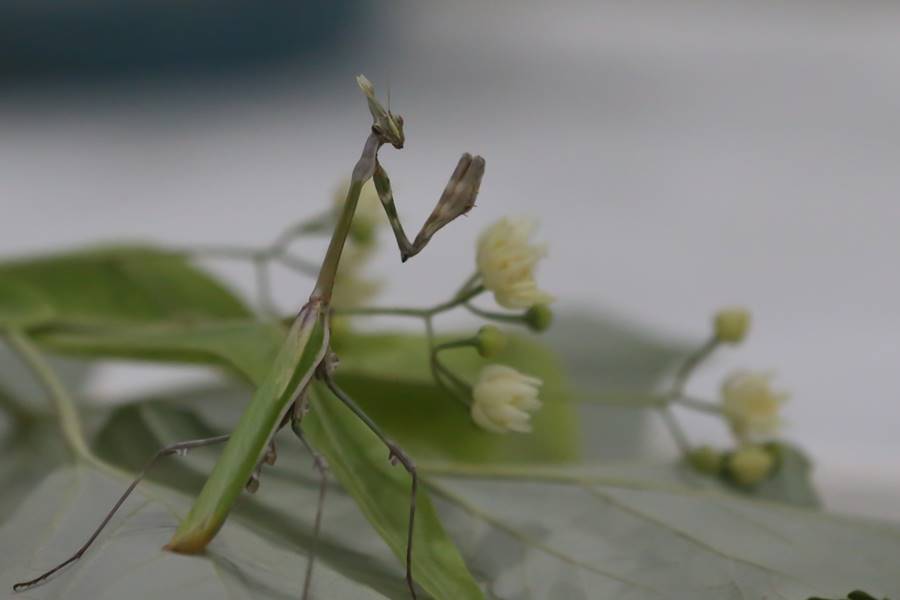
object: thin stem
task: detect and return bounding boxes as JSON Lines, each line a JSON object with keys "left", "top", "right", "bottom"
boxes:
{"left": 337, "top": 306, "right": 428, "bottom": 318}
{"left": 424, "top": 317, "right": 471, "bottom": 405}
{"left": 657, "top": 406, "right": 691, "bottom": 455}
{"left": 276, "top": 253, "right": 320, "bottom": 277}
{"left": 672, "top": 337, "right": 719, "bottom": 395}
{"left": 430, "top": 342, "right": 474, "bottom": 396}
{"left": 4, "top": 331, "right": 93, "bottom": 461}
{"left": 671, "top": 394, "right": 724, "bottom": 415}
{"left": 651, "top": 336, "right": 721, "bottom": 454}
{"left": 335, "top": 284, "right": 485, "bottom": 319}
{"left": 432, "top": 338, "right": 477, "bottom": 353}
{"left": 454, "top": 272, "right": 481, "bottom": 297}
{"left": 270, "top": 209, "right": 335, "bottom": 253}
{"left": 178, "top": 244, "right": 266, "bottom": 261}
{"left": 424, "top": 285, "right": 485, "bottom": 316}
{"left": 432, "top": 360, "right": 473, "bottom": 399}
{"left": 463, "top": 302, "right": 524, "bottom": 324}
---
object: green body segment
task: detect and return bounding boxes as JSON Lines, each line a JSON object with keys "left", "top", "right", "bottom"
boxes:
{"left": 166, "top": 300, "right": 329, "bottom": 553}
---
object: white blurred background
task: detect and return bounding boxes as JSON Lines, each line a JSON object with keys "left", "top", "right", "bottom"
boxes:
{"left": 2, "top": 1, "right": 898, "bottom": 519}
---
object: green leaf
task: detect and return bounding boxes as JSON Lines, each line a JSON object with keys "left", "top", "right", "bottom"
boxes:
{"left": 0, "top": 280, "right": 55, "bottom": 329}
{"left": 306, "top": 383, "right": 484, "bottom": 599}
{"left": 334, "top": 330, "right": 580, "bottom": 462}
{"left": 680, "top": 443, "right": 821, "bottom": 509}
{"left": 753, "top": 443, "right": 821, "bottom": 508}
{"left": 424, "top": 463, "right": 900, "bottom": 599}
{"left": 35, "top": 320, "right": 283, "bottom": 383}
{"left": 35, "top": 322, "right": 581, "bottom": 463}
{"left": 88, "top": 400, "right": 441, "bottom": 599}
{"left": 543, "top": 312, "right": 689, "bottom": 391}
{"left": 0, "top": 245, "right": 250, "bottom": 327}
{"left": 6, "top": 387, "right": 896, "bottom": 600}
{"left": 542, "top": 312, "right": 692, "bottom": 459}
{"left": 0, "top": 464, "right": 395, "bottom": 600}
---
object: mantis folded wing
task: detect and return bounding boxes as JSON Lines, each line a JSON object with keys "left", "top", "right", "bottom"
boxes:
{"left": 165, "top": 300, "right": 329, "bottom": 552}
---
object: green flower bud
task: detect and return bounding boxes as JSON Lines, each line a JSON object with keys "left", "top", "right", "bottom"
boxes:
{"left": 687, "top": 445, "right": 723, "bottom": 475}
{"left": 713, "top": 307, "right": 750, "bottom": 344}
{"left": 524, "top": 304, "right": 554, "bottom": 332}
{"left": 475, "top": 325, "right": 507, "bottom": 358}
{"left": 727, "top": 445, "right": 775, "bottom": 487}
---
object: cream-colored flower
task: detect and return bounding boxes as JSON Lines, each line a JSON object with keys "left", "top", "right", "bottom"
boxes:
{"left": 476, "top": 217, "right": 554, "bottom": 309}
{"left": 721, "top": 370, "right": 787, "bottom": 441}
{"left": 471, "top": 365, "right": 542, "bottom": 433}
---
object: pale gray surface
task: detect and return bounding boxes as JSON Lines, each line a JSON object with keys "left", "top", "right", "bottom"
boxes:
{"left": 2, "top": 2, "right": 898, "bottom": 518}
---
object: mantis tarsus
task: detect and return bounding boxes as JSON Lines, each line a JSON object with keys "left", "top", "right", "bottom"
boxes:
{"left": 13, "top": 75, "right": 485, "bottom": 599}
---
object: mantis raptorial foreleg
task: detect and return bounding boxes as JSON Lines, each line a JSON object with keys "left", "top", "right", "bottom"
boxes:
{"left": 373, "top": 153, "right": 485, "bottom": 262}
{"left": 12, "top": 434, "right": 231, "bottom": 592}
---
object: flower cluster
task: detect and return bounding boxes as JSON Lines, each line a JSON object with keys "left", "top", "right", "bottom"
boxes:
{"left": 721, "top": 370, "right": 787, "bottom": 442}
{"left": 470, "top": 365, "right": 543, "bottom": 433}
{"left": 673, "top": 307, "right": 796, "bottom": 488}
{"left": 476, "top": 217, "right": 554, "bottom": 309}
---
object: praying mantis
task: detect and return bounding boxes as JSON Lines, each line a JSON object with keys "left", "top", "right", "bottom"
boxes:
{"left": 13, "top": 75, "right": 486, "bottom": 599}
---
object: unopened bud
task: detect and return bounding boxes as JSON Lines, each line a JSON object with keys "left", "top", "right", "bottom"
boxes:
{"left": 727, "top": 445, "right": 775, "bottom": 486}
{"left": 687, "top": 445, "right": 723, "bottom": 475}
{"left": 524, "top": 304, "right": 553, "bottom": 332}
{"left": 713, "top": 307, "right": 751, "bottom": 344}
{"left": 475, "top": 325, "right": 507, "bottom": 358}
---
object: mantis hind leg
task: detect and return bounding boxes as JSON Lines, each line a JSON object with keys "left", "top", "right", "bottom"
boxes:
{"left": 12, "top": 434, "right": 230, "bottom": 593}
{"left": 319, "top": 370, "right": 419, "bottom": 600}
{"left": 288, "top": 393, "right": 330, "bottom": 600}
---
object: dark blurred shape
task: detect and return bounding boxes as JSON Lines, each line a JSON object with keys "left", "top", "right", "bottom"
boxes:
{"left": 0, "top": 0, "right": 367, "bottom": 83}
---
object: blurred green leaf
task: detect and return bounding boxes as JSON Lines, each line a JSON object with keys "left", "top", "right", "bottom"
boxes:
{"left": 35, "top": 322, "right": 581, "bottom": 464}
{"left": 426, "top": 464, "right": 900, "bottom": 599}
{"left": 0, "top": 463, "right": 396, "bottom": 600}
{"left": 334, "top": 330, "right": 579, "bottom": 462}
{"left": 541, "top": 312, "right": 692, "bottom": 460}
{"left": 0, "top": 280, "right": 55, "bottom": 329}
{"left": 4, "top": 401, "right": 895, "bottom": 600}
{"left": 753, "top": 443, "right": 820, "bottom": 508}
{"left": 306, "top": 383, "right": 484, "bottom": 599}
{"left": 35, "top": 320, "right": 283, "bottom": 383}
{"left": 543, "top": 312, "right": 689, "bottom": 391}
{"left": 0, "top": 246, "right": 250, "bottom": 327}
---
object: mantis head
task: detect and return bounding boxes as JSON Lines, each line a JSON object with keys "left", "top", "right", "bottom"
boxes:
{"left": 357, "top": 74, "right": 406, "bottom": 149}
